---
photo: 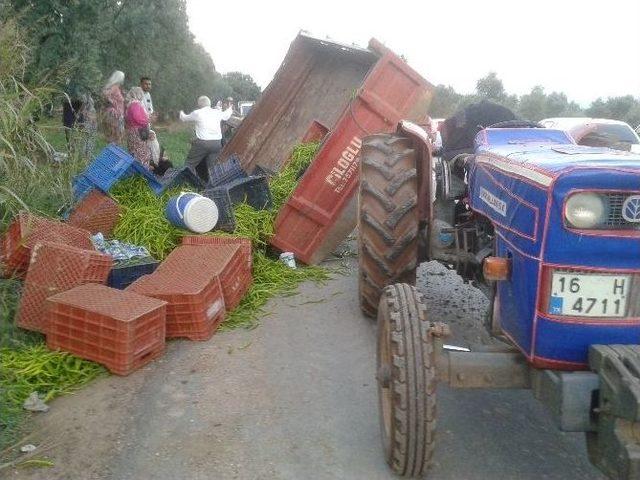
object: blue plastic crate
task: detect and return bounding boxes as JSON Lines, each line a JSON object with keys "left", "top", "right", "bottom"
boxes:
{"left": 207, "top": 154, "right": 247, "bottom": 189}
{"left": 158, "top": 167, "right": 205, "bottom": 194}
{"left": 84, "top": 144, "right": 135, "bottom": 192}
{"left": 107, "top": 256, "right": 159, "bottom": 290}
{"left": 251, "top": 165, "right": 276, "bottom": 178}
{"left": 204, "top": 175, "right": 272, "bottom": 232}
{"left": 72, "top": 174, "right": 95, "bottom": 201}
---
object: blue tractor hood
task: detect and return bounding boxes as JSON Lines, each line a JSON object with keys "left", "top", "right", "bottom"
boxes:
{"left": 475, "top": 128, "right": 640, "bottom": 178}
{"left": 469, "top": 127, "right": 640, "bottom": 369}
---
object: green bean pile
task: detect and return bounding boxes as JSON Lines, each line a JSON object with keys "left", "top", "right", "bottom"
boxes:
{"left": 111, "top": 178, "right": 187, "bottom": 259}
{"left": 109, "top": 142, "right": 329, "bottom": 330}
{"left": 230, "top": 141, "right": 320, "bottom": 248}
{"left": 219, "top": 142, "right": 331, "bottom": 329}
{"left": 231, "top": 203, "right": 275, "bottom": 248}
{"left": 269, "top": 142, "right": 319, "bottom": 210}
{"left": 0, "top": 345, "right": 105, "bottom": 406}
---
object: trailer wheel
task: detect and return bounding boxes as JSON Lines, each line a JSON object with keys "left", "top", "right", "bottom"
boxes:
{"left": 358, "top": 134, "right": 418, "bottom": 317}
{"left": 377, "top": 283, "right": 436, "bottom": 477}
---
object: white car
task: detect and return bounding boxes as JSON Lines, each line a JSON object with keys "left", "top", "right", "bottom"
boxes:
{"left": 540, "top": 117, "right": 640, "bottom": 153}
{"left": 238, "top": 101, "right": 254, "bottom": 117}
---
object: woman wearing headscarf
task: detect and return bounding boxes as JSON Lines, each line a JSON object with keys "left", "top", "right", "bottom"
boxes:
{"left": 101, "top": 70, "right": 125, "bottom": 144}
{"left": 125, "top": 86, "right": 154, "bottom": 167}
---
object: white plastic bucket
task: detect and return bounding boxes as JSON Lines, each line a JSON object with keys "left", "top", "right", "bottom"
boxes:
{"left": 165, "top": 192, "right": 218, "bottom": 233}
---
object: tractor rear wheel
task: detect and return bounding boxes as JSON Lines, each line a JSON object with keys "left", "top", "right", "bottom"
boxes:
{"left": 358, "top": 134, "right": 419, "bottom": 317}
{"left": 377, "top": 283, "right": 436, "bottom": 477}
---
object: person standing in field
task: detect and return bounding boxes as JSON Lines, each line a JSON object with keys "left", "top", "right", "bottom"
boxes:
{"left": 179, "top": 96, "right": 233, "bottom": 183}
{"left": 139, "top": 76, "right": 160, "bottom": 164}
{"left": 77, "top": 92, "right": 97, "bottom": 158}
{"left": 101, "top": 70, "right": 125, "bottom": 144}
{"left": 62, "top": 92, "right": 82, "bottom": 147}
{"left": 140, "top": 76, "right": 155, "bottom": 119}
{"left": 124, "top": 87, "right": 155, "bottom": 168}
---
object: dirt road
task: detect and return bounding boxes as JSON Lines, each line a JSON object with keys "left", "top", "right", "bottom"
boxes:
{"left": 8, "top": 257, "right": 605, "bottom": 480}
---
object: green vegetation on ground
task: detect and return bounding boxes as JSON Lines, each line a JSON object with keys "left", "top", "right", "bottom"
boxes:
{"left": 111, "top": 178, "right": 187, "bottom": 259}
{"left": 0, "top": 12, "right": 316, "bottom": 452}
{"left": 112, "top": 141, "right": 330, "bottom": 331}
{"left": 221, "top": 142, "right": 330, "bottom": 330}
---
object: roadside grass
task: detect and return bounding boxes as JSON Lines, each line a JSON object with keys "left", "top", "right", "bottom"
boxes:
{"left": 0, "top": 120, "right": 193, "bottom": 451}
{"left": 0, "top": 149, "right": 88, "bottom": 451}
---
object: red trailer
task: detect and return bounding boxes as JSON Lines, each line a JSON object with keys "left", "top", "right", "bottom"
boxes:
{"left": 271, "top": 39, "right": 433, "bottom": 264}
{"left": 219, "top": 32, "right": 378, "bottom": 175}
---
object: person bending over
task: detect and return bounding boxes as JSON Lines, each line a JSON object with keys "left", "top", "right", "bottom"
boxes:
{"left": 179, "top": 96, "right": 233, "bottom": 183}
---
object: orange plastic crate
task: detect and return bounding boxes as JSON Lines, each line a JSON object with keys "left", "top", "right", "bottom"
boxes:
{"left": 67, "top": 190, "right": 121, "bottom": 236}
{"left": 1, "top": 213, "right": 94, "bottom": 278}
{"left": 17, "top": 242, "right": 113, "bottom": 333}
{"left": 162, "top": 244, "right": 252, "bottom": 311}
{"left": 127, "top": 258, "right": 226, "bottom": 341}
{"left": 46, "top": 283, "right": 167, "bottom": 375}
{"left": 181, "top": 235, "right": 252, "bottom": 270}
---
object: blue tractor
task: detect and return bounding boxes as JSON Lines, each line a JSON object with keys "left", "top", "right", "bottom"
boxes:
{"left": 357, "top": 102, "right": 640, "bottom": 478}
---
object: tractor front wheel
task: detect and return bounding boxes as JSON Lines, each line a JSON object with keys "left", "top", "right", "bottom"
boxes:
{"left": 377, "top": 283, "right": 436, "bottom": 477}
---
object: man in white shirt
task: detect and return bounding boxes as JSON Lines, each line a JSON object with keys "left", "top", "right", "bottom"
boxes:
{"left": 179, "top": 96, "right": 233, "bottom": 183}
{"left": 140, "top": 77, "right": 154, "bottom": 117}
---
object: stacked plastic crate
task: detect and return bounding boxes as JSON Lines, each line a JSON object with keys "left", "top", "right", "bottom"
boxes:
{"left": 46, "top": 283, "right": 167, "bottom": 375}
{"left": 180, "top": 236, "right": 252, "bottom": 310}
{"left": 127, "top": 249, "right": 226, "bottom": 341}
{"left": 1, "top": 213, "right": 94, "bottom": 278}
{"left": 17, "top": 242, "right": 112, "bottom": 333}
{"left": 127, "top": 241, "right": 253, "bottom": 339}
{"left": 66, "top": 190, "right": 121, "bottom": 236}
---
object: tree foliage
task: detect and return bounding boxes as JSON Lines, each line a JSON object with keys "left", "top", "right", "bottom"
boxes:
{"left": 431, "top": 72, "right": 640, "bottom": 127}
{"left": 4, "top": 0, "right": 261, "bottom": 119}
{"left": 222, "top": 72, "right": 261, "bottom": 102}
{"left": 476, "top": 72, "right": 505, "bottom": 102}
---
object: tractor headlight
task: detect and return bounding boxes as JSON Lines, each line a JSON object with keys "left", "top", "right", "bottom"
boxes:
{"left": 565, "top": 192, "right": 608, "bottom": 229}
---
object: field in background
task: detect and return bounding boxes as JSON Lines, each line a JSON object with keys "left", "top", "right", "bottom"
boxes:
{"left": 38, "top": 118, "right": 192, "bottom": 167}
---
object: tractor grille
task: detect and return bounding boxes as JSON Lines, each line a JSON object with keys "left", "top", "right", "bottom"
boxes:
{"left": 605, "top": 193, "right": 640, "bottom": 230}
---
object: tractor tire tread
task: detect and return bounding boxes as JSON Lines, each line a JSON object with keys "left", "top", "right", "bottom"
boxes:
{"left": 359, "top": 133, "right": 419, "bottom": 317}
{"left": 380, "top": 284, "right": 436, "bottom": 477}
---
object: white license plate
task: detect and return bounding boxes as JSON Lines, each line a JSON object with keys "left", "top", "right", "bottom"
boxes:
{"left": 549, "top": 273, "right": 631, "bottom": 318}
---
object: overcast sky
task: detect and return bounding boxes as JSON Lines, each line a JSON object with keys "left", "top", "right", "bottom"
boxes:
{"left": 186, "top": 0, "right": 639, "bottom": 107}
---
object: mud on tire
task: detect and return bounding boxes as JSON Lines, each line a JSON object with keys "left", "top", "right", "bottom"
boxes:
{"left": 377, "top": 284, "right": 436, "bottom": 477}
{"left": 358, "top": 134, "right": 418, "bottom": 317}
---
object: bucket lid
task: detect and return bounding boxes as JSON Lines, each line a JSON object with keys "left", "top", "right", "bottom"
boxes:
{"left": 183, "top": 196, "right": 218, "bottom": 233}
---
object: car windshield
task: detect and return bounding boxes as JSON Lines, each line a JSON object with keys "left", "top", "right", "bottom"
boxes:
{"left": 578, "top": 124, "right": 639, "bottom": 147}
